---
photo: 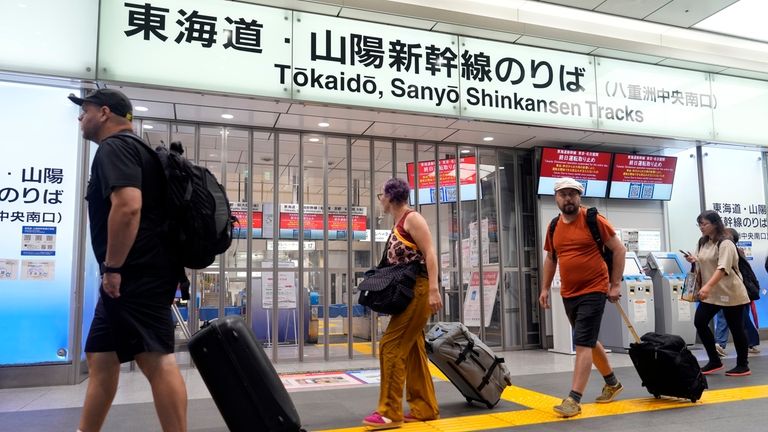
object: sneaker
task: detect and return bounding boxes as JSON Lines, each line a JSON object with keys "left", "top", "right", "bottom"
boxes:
{"left": 362, "top": 412, "right": 402, "bottom": 430}
{"left": 553, "top": 397, "right": 581, "bottom": 418}
{"left": 715, "top": 345, "right": 727, "bottom": 358}
{"left": 748, "top": 346, "right": 760, "bottom": 355}
{"left": 403, "top": 412, "right": 439, "bottom": 423}
{"left": 725, "top": 365, "right": 751, "bottom": 377}
{"left": 595, "top": 382, "right": 624, "bottom": 403}
{"left": 701, "top": 361, "right": 724, "bottom": 375}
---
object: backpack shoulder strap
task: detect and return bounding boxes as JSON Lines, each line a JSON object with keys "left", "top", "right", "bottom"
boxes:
{"left": 548, "top": 216, "right": 559, "bottom": 263}
{"left": 585, "top": 207, "right": 604, "bottom": 251}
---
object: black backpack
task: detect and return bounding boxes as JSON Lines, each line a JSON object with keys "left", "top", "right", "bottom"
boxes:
{"left": 116, "top": 133, "right": 237, "bottom": 269}
{"left": 548, "top": 207, "right": 613, "bottom": 275}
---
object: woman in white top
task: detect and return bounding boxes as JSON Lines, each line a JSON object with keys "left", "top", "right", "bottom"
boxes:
{"left": 685, "top": 210, "right": 751, "bottom": 377}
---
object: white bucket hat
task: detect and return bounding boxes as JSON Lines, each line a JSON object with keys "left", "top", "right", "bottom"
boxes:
{"left": 553, "top": 177, "right": 584, "bottom": 194}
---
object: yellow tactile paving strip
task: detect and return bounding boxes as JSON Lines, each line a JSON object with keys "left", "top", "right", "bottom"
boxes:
{"left": 315, "top": 383, "right": 768, "bottom": 432}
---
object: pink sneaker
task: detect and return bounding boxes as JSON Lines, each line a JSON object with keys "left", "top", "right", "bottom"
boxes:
{"left": 362, "top": 412, "right": 402, "bottom": 430}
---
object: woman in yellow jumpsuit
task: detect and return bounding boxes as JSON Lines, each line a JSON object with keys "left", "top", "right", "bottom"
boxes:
{"left": 362, "top": 178, "right": 443, "bottom": 430}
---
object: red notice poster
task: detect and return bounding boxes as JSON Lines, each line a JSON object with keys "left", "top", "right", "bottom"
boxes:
{"left": 609, "top": 154, "right": 677, "bottom": 200}
{"left": 537, "top": 148, "right": 612, "bottom": 197}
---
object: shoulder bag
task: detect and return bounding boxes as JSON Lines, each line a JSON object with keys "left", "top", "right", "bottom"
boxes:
{"left": 680, "top": 262, "right": 700, "bottom": 302}
{"left": 357, "top": 232, "right": 421, "bottom": 315}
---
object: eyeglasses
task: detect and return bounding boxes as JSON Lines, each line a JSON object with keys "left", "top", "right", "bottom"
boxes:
{"left": 698, "top": 221, "right": 712, "bottom": 228}
{"left": 377, "top": 193, "right": 384, "bottom": 200}
{"left": 556, "top": 190, "right": 580, "bottom": 198}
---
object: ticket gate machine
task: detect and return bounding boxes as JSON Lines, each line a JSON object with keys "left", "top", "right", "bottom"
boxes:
{"left": 599, "top": 253, "right": 655, "bottom": 352}
{"left": 646, "top": 252, "right": 696, "bottom": 344}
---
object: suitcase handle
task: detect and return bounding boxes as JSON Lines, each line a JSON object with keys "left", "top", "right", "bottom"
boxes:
{"left": 613, "top": 302, "right": 641, "bottom": 344}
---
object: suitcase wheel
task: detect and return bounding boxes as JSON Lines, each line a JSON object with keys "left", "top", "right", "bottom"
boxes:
{"left": 690, "top": 398, "right": 697, "bottom": 403}
{"left": 653, "top": 394, "right": 661, "bottom": 399}
{"left": 485, "top": 401, "right": 495, "bottom": 409}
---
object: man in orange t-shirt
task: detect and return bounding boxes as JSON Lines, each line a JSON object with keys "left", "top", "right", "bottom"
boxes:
{"left": 539, "top": 177, "right": 627, "bottom": 418}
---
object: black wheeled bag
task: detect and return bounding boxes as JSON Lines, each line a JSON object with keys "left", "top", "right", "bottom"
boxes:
{"left": 188, "top": 316, "right": 305, "bottom": 432}
{"left": 425, "top": 322, "right": 513, "bottom": 408}
{"left": 628, "top": 332, "right": 707, "bottom": 402}
{"left": 613, "top": 303, "right": 707, "bottom": 402}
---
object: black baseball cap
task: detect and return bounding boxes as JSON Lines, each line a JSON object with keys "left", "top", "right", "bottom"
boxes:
{"left": 68, "top": 88, "right": 133, "bottom": 120}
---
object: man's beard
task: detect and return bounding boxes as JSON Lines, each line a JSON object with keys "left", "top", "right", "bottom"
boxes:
{"left": 560, "top": 203, "right": 578, "bottom": 215}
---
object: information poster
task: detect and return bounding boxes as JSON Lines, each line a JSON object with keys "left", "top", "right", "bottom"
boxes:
{"left": 261, "top": 262, "right": 297, "bottom": 309}
{"left": 609, "top": 154, "right": 677, "bottom": 200}
{"left": 0, "top": 82, "right": 80, "bottom": 365}
{"left": 463, "top": 271, "right": 499, "bottom": 327}
{"left": 537, "top": 147, "right": 612, "bottom": 197}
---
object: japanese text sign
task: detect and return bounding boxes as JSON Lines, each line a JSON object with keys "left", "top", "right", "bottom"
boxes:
{"left": 537, "top": 147, "right": 612, "bottom": 198}
{"left": 99, "top": 0, "right": 292, "bottom": 97}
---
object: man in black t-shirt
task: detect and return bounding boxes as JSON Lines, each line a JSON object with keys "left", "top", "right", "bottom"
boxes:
{"left": 69, "top": 89, "right": 187, "bottom": 432}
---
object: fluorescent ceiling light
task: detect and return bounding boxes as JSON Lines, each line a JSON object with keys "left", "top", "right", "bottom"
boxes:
{"left": 693, "top": 0, "right": 768, "bottom": 43}
{"left": 308, "top": 137, "right": 320, "bottom": 142}
{"left": 221, "top": 113, "right": 234, "bottom": 119}
{"left": 483, "top": 136, "right": 494, "bottom": 142}
{"left": 317, "top": 122, "right": 330, "bottom": 127}
{"left": 461, "top": 149, "right": 471, "bottom": 154}
{"left": 142, "top": 124, "right": 153, "bottom": 129}
{"left": 134, "top": 106, "right": 149, "bottom": 112}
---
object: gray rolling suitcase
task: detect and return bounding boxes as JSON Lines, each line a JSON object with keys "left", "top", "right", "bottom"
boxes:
{"left": 425, "top": 322, "right": 512, "bottom": 408}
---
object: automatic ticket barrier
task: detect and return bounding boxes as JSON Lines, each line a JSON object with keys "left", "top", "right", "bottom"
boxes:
{"left": 646, "top": 252, "right": 696, "bottom": 344}
{"left": 599, "top": 253, "right": 655, "bottom": 352}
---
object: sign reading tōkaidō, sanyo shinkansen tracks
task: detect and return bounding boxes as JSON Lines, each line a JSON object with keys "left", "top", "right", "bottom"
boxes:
{"left": 95, "top": 0, "right": 768, "bottom": 145}
{"left": 98, "top": 0, "right": 292, "bottom": 97}
{"left": 289, "top": 12, "right": 460, "bottom": 115}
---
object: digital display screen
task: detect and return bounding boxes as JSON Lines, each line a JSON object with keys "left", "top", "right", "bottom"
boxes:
{"left": 655, "top": 257, "right": 683, "bottom": 275}
{"left": 406, "top": 156, "right": 478, "bottom": 204}
{"left": 624, "top": 257, "right": 644, "bottom": 276}
{"left": 608, "top": 153, "right": 677, "bottom": 200}
{"left": 537, "top": 147, "right": 612, "bottom": 198}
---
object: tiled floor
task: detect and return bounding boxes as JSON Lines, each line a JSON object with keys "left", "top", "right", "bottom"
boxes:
{"left": 0, "top": 345, "right": 763, "bottom": 431}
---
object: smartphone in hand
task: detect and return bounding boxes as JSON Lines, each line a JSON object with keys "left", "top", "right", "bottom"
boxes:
{"left": 679, "top": 249, "right": 691, "bottom": 257}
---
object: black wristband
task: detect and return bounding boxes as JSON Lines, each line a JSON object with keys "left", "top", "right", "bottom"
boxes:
{"left": 100, "top": 262, "right": 122, "bottom": 274}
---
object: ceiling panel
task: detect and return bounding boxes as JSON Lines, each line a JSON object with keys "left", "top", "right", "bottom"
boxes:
{"left": 364, "top": 123, "right": 456, "bottom": 141}
{"left": 287, "top": 103, "right": 457, "bottom": 127}
{"left": 432, "top": 23, "right": 521, "bottom": 43}
{"left": 338, "top": 7, "right": 436, "bottom": 30}
{"left": 276, "top": 113, "right": 372, "bottom": 134}
{"left": 175, "top": 105, "right": 279, "bottom": 127}
{"left": 595, "top": 0, "right": 672, "bottom": 19}
{"left": 657, "top": 58, "right": 727, "bottom": 72}
{"left": 591, "top": 48, "right": 665, "bottom": 64}
{"left": 445, "top": 129, "right": 535, "bottom": 147}
{"left": 109, "top": 85, "right": 292, "bottom": 113}
{"left": 538, "top": 0, "right": 604, "bottom": 8}
{"left": 579, "top": 131, "right": 694, "bottom": 149}
{"left": 645, "top": 0, "right": 738, "bottom": 28}
{"left": 131, "top": 100, "right": 175, "bottom": 119}
{"left": 516, "top": 35, "right": 597, "bottom": 53}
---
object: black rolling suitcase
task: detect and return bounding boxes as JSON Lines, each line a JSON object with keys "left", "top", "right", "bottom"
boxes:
{"left": 188, "top": 316, "right": 305, "bottom": 432}
{"left": 425, "top": 322, "right": 513, "bottom": 408}
{"left": 614, "top": 303, "right": 707, "bottom": 402}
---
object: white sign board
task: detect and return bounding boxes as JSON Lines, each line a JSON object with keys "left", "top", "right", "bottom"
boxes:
{"left": 594, "top": 58, "right": 713, "bottom": 140}
{"left": 99, "top": 0, "right": 292, "bottom": 97}
{"left": 710, "top": 75, "right": 768, "bottom": 145}
{"left": 261, "top": 262, "right": 297, "bottom": 309}
{"left": 463, "top": 271, "right": 499, "bottom": 327}
{"left": 0, "top": 0, "right": 98, "bottom": 78}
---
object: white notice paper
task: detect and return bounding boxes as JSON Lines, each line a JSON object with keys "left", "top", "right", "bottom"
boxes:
{"left": 677, "top": 301, "right": 692, "bottom": 322}
{"left": 633, "top": 300, "right": 648, "bottom": 323}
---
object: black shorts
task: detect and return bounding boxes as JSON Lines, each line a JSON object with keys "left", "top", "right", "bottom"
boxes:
{"left": 562, "top": 292, "right": 607, "bottom": 348}
{"left": 85, "top": 273, "right": 177, "bottom": 363}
